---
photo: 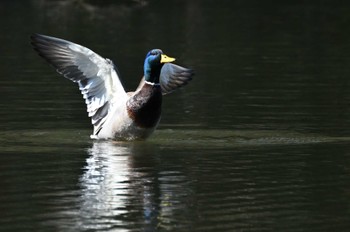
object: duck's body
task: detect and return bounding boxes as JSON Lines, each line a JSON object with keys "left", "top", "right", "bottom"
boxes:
{"left": 96, "top": 82, "right": 162, "bottom": 140}
{"left": 31, "top": 34, "right": 193, "bottom": 140}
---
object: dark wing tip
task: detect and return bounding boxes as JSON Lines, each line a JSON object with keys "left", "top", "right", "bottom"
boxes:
{"left": 30, "top": 33, "right": 70, "bottom": 50}
{"left": 30, "top": 33, "right": 43, "bottom": 50}
{"left": 30, "top": 33, "right": 41, "bottom": 41}
{"left": 30, "top": 33, "right": 51, "bottom": 47}
{"left": 30, "top": 33, "right": 86, "bottom": 82}
{"left": 30, "top": 33, "right": 40, "bottom": 41}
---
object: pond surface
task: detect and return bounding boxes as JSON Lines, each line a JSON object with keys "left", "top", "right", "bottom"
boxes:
{"left": 1, "top": 0, "right": 350, "bottom": 231}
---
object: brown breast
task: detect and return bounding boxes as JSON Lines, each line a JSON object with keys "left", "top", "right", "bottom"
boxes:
{"left": 126, "top": 83, "right": 162, "bottom": 128}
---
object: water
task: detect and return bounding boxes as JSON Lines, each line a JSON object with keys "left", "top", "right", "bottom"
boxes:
{"left": 1, "top": 0, "right": 350, "bottom": 231}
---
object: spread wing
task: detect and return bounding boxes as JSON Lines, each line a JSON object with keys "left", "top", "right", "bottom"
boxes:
{"left": 30, "top": 34, "right": 127, "bottom": 134}
{"left": 160, "top": 63, "right": 194, "bottom": 95}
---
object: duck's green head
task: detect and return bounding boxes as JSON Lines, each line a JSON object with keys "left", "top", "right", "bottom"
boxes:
{"left": 144, "top": 49, "right": 175, "bottom": 83}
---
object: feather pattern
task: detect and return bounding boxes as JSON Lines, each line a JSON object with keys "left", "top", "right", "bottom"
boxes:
{"left": 160, "top": 63, "right": 194, "bottom": 95}
{"left": 30, "top": 34, "right": 127, "bottom": 133}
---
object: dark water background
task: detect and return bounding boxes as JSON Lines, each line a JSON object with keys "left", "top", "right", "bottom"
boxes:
{"left": 1, "top": 0, "right": 350, "bottom": 231}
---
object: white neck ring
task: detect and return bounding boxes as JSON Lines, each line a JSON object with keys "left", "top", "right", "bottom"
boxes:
{"left": 145, "top": 80, "right": 160, "bottom": 86}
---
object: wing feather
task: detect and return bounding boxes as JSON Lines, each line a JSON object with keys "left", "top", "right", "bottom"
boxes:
{"left": 31, "top": 33, "right": 127, "bottom": 134}
{"left": 160, "top": 63, "right": 194, "bottom": 95}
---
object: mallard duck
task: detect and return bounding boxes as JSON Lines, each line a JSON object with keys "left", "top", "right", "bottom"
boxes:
{"left": 31, "top": 34, "right": 194, "bottom": 140}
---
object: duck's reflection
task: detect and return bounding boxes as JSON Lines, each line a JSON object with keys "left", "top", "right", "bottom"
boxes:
{"left": 78, "top": 141, "right": 162, "bottom": 231}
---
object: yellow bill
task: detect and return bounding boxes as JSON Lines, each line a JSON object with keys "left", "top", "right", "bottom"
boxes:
{"left": 161, "top": 54, "right": 176, "bottom": 63}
